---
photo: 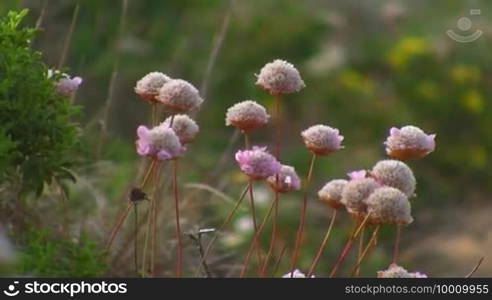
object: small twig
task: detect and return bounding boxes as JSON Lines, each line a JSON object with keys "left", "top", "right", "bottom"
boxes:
{"left": 199, "top": 0, "right": 235, "bottom": 98}
{"left": 465, "top": 257, "right": 485, "bottom": 278}
{"left": 35, "top": 0, "right": 49, "bottom": 29}
{"left": 57, "top": 2, "right": 80, "bottom": 69}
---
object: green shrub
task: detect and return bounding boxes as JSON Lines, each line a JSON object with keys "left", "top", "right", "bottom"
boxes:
{"left": 0, "top": 10, "right": 80, "bottom": 195}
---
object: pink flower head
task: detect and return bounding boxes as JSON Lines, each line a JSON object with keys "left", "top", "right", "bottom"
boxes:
{"left": 377, "top": 264, "right": 427, "bottom": 278}
{"left": 385, "top": 126, "right": 436, "bottom": 160}
{"left": 56, "top": 76, "right": 82, "bottom": 96}
{"left": 136, "top": 124, "right": 184, "bottom": 161}
{"left": 235, "top": 146, "right": 281, "bottom": 180}
{"left": 282, "top": 269, "right": 314, "bottom": 278}
{"left": 256, "top": 59, "right": 305, "bottom": 96}
{"left": 348, "top": 170, "right": 367, "bottom": 180}
{"left": 301, "top": 125, "right": 344, "bottom": 156}
{"left": 267, "top": 164, "right": 301, "bottom": 193}
{"left": 134, "top": 72, "right": 171, "bottom": 102}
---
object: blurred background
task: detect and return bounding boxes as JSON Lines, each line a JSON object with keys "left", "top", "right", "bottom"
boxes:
{"left": 1, "top": 0, "right": 491, "bottom": 277}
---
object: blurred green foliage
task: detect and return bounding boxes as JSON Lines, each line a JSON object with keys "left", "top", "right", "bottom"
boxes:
{"left": 17, "top": 227, "right": 107, "bottom": 277}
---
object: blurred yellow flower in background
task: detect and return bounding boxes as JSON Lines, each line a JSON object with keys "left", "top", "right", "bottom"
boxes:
{"left": 461, "top": 90, "right": 483, "bottom": 114}
{"left": 417, "top": 81, "right": 439, "bottom": 101}
{"left": 339, "top": 70, "right": 375, "bottom": 96}
{"left": 451, "top": 65, "right": 481, "bottom": 84}
{"left": 388, "top": 37, "right": 430, "bottom": 70}
{"left": 469, "top": 145, "right": 487, "bottom": 169}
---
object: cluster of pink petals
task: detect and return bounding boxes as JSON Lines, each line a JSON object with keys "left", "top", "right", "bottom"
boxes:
{"left": 301, "top": 125, "right": 344, "bottom": 156}
{"left": 235, "top": 146, "right": 281, "bottom": 180}
{"left": 136, "top": 124, "right": 185, "bottom": 161}
{"left": 385, "top": 126, "right": 436, "bottom": 160}
{"left": 256, "top": 59, "right": 305, "bottom": 96}
{"left": 267, "top": 164, "right": 301, "bottom": 193}
{"left": 56, "top": 76, "right": 83, "bottom": 96}
{"left": 282, "top": 269, "right": 314, "bottom": 278}
{"left": 347, "top": 169, "right": 367, "bottom": 180}
{"left": 377, "top": 264, "right": 427, "bottom": 278}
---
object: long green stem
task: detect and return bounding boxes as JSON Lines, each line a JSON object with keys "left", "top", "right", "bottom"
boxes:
{"left": 289, "top": 153, "right": 317, "bottom": 277}
{"left": 307, "top": 209, "right": 338, "bottom": 277}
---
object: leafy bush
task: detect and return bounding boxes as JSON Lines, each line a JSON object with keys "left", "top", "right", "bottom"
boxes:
{"left": 0, "top": 10, "right": 80, "bottom": 195}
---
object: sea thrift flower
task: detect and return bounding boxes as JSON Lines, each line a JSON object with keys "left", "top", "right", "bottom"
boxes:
{"left": 377, "top": 264, "right": 427, "bottom": 278}
{"left": 256, "top": 59, "right": 305, "bottom": 95}
{"left": 341, "top": 178, "right": 379, "bottom": 217}
{"left": 55, "top": 76, "right": 83, "bottom": 96}
{"left": 225, "top": 100, "right": 270, "bottom": 132}
{"left": 282, "top": 269, "right": 314, "bottom": 278}
{"left": 301, "top": 125, "right": 344, "bottom": 156}
{"left": 48, "top": 69, "right": 83, "bottom": 96}
{"left": 318, "top": 179, "right": 348, "bottom": 209}
{"left": 267, "top": 165, "right": 301, "bottom": 193}
{"left": 157, "top": 79, "right": 204, "bottom": 113}
{"left": 371, "top": 160, "right": 416, "bottom": 197}
{"left": 348, "top": 170, "right": 367, "bottom": 180}
{"left": 134, "top": 72, "right": 171, "bottom": 102}
{"left": 136, "top": 125, "right": 184, "bottom": 161}
{"left": 235, "top": 146, "right": 281, "bottom": 180}
{"left": 366, "top": 187, "right": 413, "bottom": 225}
{"left": 385, "top": 126, "right": 436, "bottom": 160}
{"left": 162, "top": 114, "right": 199, "bottom": 144}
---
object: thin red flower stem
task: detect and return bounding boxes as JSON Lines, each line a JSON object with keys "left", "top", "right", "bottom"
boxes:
{"left": 354, "top": 225, "right": 366, "bottom": 277}
{"left": 271, "top": 243, "right": 288, "bottom": 277}
{"left": 240, "top": 198, "right": 276, "bottom": 277}
{"left": 289, "top": 153, "right": 317, "bottom": 277}
{"left": 307, "top": 209, "right": 338, "bottom": 277}
{"left": 193, "top": 185, "right": 249, "bottom": 277}
{"left": 133, "top": 202, "right": 139, "bottom": 276}
{"left": 329, "top": 214, "right": 370, "bottom": 278}
{"left": 173, "top": 159, "right": 183, "bottom": 278}
{"left": 142, "top": 162, "right": 162, "bottom": 277}
{"left": 105, "top": 159, "right": 158, "bottom": 252}
{"left": 260, "top": 94, "right": 282, "bottom": 276}
{"left": 247, "top": 180, "right": 263, "bottom": 267}
{"left": 350, "top": 225, "right": 380, "bottom": 277}
{"left": 258, "top": 190, "right": 279, "bottom": 277}
{"left": 150, "top": 163, "right": 164, "bottom": 277}
{"left": 392, "top": 224, "right": 401, "bottom": 264}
